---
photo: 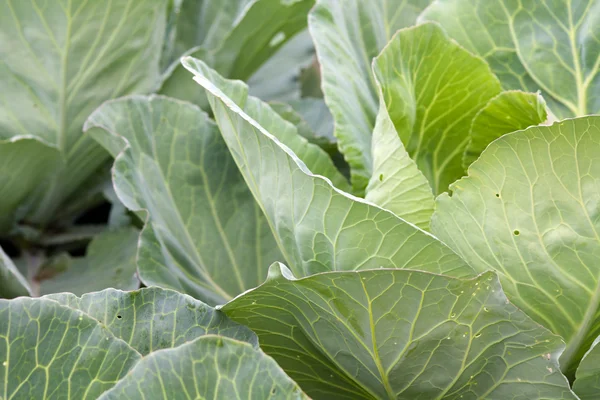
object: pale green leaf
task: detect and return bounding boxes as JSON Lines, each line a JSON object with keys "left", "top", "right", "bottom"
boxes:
{"left": 0, "top": 297, "right": 141, "bottom": 399}
{"left": 46, "top": 287, "right": 257, "bottom": 356}
{"left": 309, "top": 0, "right": 430, "bottom": 193}
{"left": 373, "top": 23, "right": 502, "bottom": 194}
{"left": 0, "top": 245, "right": 30, "bottom": 299}
{"left": 287, "top": 98, "right": 335, "bottom": 142}
{"left": 420, "top": 0, "right": 600, "bottom": 118}
{"left": 432, "top": 116, "right": 600, "bottom": 377}
{"left": 222, "top": 263, "right": 574, "bottom": 399}
{"left": 248, "top": 30, "right": 316, "bottom": 102}
{"left": 85, "top": 95, "right": 282, "bottom": 305}
{"left": 270, "top": 99, "right": 335, "bottom": 152}
{"left": 0, "top": 0, "right": 168, "bottom": 224}
{"left": 160, "top": 0, "right": 314, "bottom": 106}
{"left": 183, "top": 57, "right": 474, "bottom": 278}
{"left": 464, "top": 91, "right": 548, "bottom": 168}
{"left": 99, "top": 335, "right": 308, "bottom": 400}
{"left": 168, "top": 0, "right": 254, "bottom": 65}
{"left": 365, "top": 102, "right": 435, "bottom": 231}
{"left": 0, "top": 139, "right": 59, "bottom": 233}
{"left": 38, "top": 227, "right": 140, "bottom": 296}
{"left": 181, "top": 61, "right": 350, "bottom": 192}
{"left": 573, "top": 336, "right": 600, "bottom": 400}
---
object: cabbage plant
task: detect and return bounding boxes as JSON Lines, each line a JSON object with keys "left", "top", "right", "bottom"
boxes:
{"left": 1, "top": 0, "right": 599, "bottom": 399}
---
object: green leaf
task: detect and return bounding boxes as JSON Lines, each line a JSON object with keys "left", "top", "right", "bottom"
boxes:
{"left": 309, "top": 0, "right": 431, "bottom": 193}
{"left": 365, "top": 101, "right": 435, "bottom": 231}
{"left": 463, "top": 91, "right": 548, "bottom": 168}
{"left": 222, "top": 263, "right": 574, "bottom": 399}
{"left": 270, "top": 99, "right": 335, "bottom": 149}
{"left": 373, "top": 23, "right": 502, "bottom": 195}
{"left": 420, "top": 0, "right": 600, "bottom": 118}
{"left": 160, "top": 0, "right": 314, "bottom": 106}
{"left": 167, "top": 0, "right": 254, "bottom": 65}
{"left": 38, "top": 227, "right": 140, "bottom": 296}
{"left": 46, "top": 287, "right": 257, "bottom": 356}
{"left": 287, "top": 98, "right": 335, "bottom": 143}
{"left": 85, "top": 95, "right": 282, "bottom": 305}
{"left": 0, "top": 245, "right": 30, "bottom": 299}
{"left": 573, "top": 336, "right": 600, "bottom": 400}
{"left": 183, "top": 57, "right": 473, "bottom": 279}
{"left": 432, "top": 116, "right": 600, "bottom": 377}
{"left": 0, "top": 139, "right": 60, "bottom": 233}
{"left": 248, "top": 30, "right": 316, "bottom": 102}
{"left": 0, "top": 0, "right": 168, "bottom": 225}
{"left": 0, "top": 297, "right": 141, "bottom": 399}
{"left": 99, "top": 335, "right": 308, "bottom": 400}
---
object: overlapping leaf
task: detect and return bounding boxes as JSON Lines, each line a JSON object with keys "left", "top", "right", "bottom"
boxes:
{"left": 38, "top": 227, "right": 140, "bottom": 296}
{"left": 309, "top": 0, "right": 430, "bottom": 193}
{"left": 420, "top": 0, "right": 600, "bottom": 118}
{"left": 0, "top": 245, "right": 30, "bottom": 299}
{"left": 183, "top": 57, "right": 473, "bottom": 279}
{"left": 46, "top": 287, "right": 257, "bottom": 355}
{"left": 432, "top": 116, "right": 600, "bottom": 377}
{"left": 573, "top": 336, "right": 600, "bottom": 399}
{"left": 0, "top": 139, "right": 59, "bottom": 233}
{"left": 160, "top": 0, "right": 314, "bottom": 106}
{"left": 464, "top": 91, "right": 548, "bottom": 168}
{"left": 248, "top": 30, "right": 316, "bottom": 102}
{"left": 222, "top": 263, "right": 574, "bottom": 399}
{"left": 365, "top": 101, "right": 435, "bottom": 230}
{"left": 0, "top": 0, "right": 168, "bottom": 225}
{"left": 86, "top": 95, "right": 282, "bottom": 305}
{"left": 373, "top": 23, "right": 502, "bottom": 195}
{"left": 0, "top": 297, "right": 141, "bottom": 399}
{"left": 99, "top": 336, "right": 307, "bottom": 400}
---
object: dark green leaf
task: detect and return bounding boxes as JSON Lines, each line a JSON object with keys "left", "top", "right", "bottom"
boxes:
{"left": 0, "top": 245, "right": 30, "bottom": 299}
{"left": 38, "top": 227, "right": 140, "bottom": 296}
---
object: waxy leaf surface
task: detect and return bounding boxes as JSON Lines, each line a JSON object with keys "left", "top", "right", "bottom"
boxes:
{"left": 420, "top": 0, "right": 600, "bottom": 118}
{"left": 0, "top": 0, "right": 168, "bottom": 224}
{"left": 99, "top": 336, "right": 307, "bottom": 400}
{"left": 222, "top": 263, "right": 574, "bottom": 399}
{"left": 46, "top": 287, "right": 256, "bottom": 355}
{"left": 309, "top": 0, "right": 430, "bottom": 193}
{"left": 86, "top": 95, "right": 281, "bottom": 305}
{"left": 573, "top": 336, "right": 600, "bottom": 399}
{"left": 464, "top": 91, "right": 548, "bottom": 168}
{"left": 183, "top": 57, "right": 473, "bottom": 279}
{"left": 373, "top": 23, "right": 502, "bottom": 194}
{"left": 0, "top": 297, "right": 140, "bottom": 399}
{"left": 432, "top": 116, "right": 600, "bottom": 376}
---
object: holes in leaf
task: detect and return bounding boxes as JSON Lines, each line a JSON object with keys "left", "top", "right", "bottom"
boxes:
{"left": 495, "top": 193, "right": 500, "bottom": 198}
{"left": 117, "top": 315, "right": 122, "bottom": 319}
{"left": 513, "top": 230, "right": 520, "bottom": 236}
{"left": 379, "top": 174, "right": 384, "bottom": 182}
{"left": 271, "top": 388, "right": 277, "bottom": 395}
